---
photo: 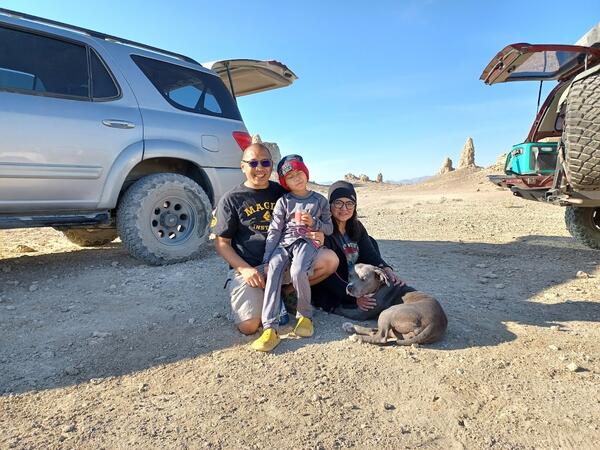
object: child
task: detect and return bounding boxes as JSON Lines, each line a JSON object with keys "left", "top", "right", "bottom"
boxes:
{"left": 251, "top": 154, "right": 333, "bottom": 352}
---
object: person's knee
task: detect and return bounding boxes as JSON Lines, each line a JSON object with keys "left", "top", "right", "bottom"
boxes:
{"left": 314, "top": 249, "right": 338, "bottom": 274}
{"left": 237, "top": 318, "right": 261, "bottom": 335}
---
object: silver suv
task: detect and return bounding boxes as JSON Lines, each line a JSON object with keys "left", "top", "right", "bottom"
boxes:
{"left": 0, "top": 8, "right": 297, "bottom": 264}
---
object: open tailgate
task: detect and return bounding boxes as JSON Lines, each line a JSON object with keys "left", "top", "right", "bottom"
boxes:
{"left": 480, "top": 43, "right": 600, "bottom": 85}
{"left": 203, "top": 59, "right": 298, "bottom": 97}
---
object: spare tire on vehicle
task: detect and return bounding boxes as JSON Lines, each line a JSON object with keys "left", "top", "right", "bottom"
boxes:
{"left": 564, "top": 206, "right": 600, "bottom": 250}
{"left": 563, "top": 73, "right": 600, "bottom": 190}
{"left": 117, "top": 173, "right": 212, "bottom": 265}
{"left": 62, "top": 228, "right": 118, "bottom": 247}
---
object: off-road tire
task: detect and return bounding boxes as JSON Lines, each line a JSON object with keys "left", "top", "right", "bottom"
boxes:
{"left": 564, "top": 206, "right": 600, "bottom": 250}
{"left": 117, "top": 173, "right": 212, "bottom": 265}
{"left": 62, "top": 228, "right": 118, "bottom": 247}
{"left": 563, "top": 73, "right": 600, "bottom": 190}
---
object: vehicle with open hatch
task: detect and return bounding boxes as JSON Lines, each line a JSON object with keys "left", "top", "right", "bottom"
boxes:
{"left": 0, "top": 8, "right": 297, "bottom": 264}
{"left": 481, "top": 23, "right": 600, "bottom": 249}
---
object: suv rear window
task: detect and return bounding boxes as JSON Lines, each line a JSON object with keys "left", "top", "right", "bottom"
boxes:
{"left": 508, "top": 50, "right": 588, "bottom": 81}
{"left": 132, "top": 55, "right": 241, "bottom": 120}
{"left": 0, "top": 25, "right": 120, "bottom": 101}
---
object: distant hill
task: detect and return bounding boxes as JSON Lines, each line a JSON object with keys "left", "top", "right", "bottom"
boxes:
{"left": 387, "top": 175, "right": 432, "bottom": 185}
{"left": 316, "top": 175, "right": 432, "bottom": 186}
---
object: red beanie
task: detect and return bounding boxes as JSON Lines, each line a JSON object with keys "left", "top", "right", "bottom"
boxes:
{"left": 277, "top": 155, "right": 309, "bottom": 190}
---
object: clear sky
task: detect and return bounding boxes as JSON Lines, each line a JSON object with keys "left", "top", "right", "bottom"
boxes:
{"left": 3, "top": 0, "right": 598, "bottom": 182}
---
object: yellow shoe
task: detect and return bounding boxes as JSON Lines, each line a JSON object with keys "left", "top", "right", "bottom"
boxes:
{"left": 250, "top": 328, "right": 280, "bottom": 352}
{"left": 294, "top": 317, "right": 314, "bottom": 337}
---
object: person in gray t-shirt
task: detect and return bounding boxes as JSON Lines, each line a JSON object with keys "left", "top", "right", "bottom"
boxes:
{"left": 251, "top": 155, "right": 333, "bottom": 352}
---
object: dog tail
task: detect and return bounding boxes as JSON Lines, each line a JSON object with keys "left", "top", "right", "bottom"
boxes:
{"left": 394, "top": 323, "right": 443, "bottom": 346}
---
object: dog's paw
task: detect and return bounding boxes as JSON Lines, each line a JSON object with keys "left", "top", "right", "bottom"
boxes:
{"left": 342, "top": 322, "right": 355, "bottom": 334}
{"left": 348, "top": 334, "right": 360, "bottom": 343}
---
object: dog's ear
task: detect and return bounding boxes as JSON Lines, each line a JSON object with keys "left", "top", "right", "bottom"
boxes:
{"left": 374, "top": 267, "right": 392, "bottom": 286}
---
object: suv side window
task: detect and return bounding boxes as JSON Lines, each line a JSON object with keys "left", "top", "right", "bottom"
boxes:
{"left": 131, "top": 55, "right": 241, "bottom": 120}
{"left": 0, "top": 25, "right": 89, "bottom": 99}
{"left": 90, "top": 49, "right": 119, "bottom": 100}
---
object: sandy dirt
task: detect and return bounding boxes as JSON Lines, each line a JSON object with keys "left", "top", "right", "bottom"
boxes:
{"left": 1, "top": 168, "right": 599, "bottom": 449}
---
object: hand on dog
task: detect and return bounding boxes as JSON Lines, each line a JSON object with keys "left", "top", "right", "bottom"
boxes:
{"left": 383, "top": 267, "right": 405, "bottom": 286}
{"left": 240, "top": 267, "right": 266, "bottom": 289}
{"left": 357, "top": 296, "right": 377, "bottom": 311}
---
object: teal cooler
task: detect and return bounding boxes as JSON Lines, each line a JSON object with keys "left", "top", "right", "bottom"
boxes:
{"left": 504, "top": 142, "right": 558, "bottom": 175}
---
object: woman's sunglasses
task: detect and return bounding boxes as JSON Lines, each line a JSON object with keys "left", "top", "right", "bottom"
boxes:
{"left": 332, "top": 199, "right": 356, "bottom": 210}
{"left": 242, "top": 159, "right": 272, "bottom": 168}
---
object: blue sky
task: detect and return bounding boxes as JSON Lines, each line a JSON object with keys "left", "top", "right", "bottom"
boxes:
{"left": 3, "top": 0, "right": 598, "bottom": 182}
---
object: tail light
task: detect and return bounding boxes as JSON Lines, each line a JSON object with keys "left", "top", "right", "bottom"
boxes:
{"left": 232, "top": 131, "right": 252, "bottom": 150}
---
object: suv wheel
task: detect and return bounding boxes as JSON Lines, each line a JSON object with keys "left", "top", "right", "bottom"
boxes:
{"left": 117, "top": 173, "right": 212, "bottom": 265}
{"left": 563, "top": 73, "right": 600, "bottom": 190}
{"left": 62, "top": 228, "right": 118, "bottom": 247}
{"left": 564, "top": 206, "right": 600, "bottom": 250}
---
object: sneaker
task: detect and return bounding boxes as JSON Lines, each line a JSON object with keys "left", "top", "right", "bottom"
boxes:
{"left": 279, "top": 302, "right": 290, "bottom": 326}
{"left": 250, "top": 328, "right": 280, "bottom": 352}
{"left": 293, "top": 316, "right": 314, "bottom": 338}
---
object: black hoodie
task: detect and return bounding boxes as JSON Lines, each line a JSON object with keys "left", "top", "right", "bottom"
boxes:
{"left": 311, "top": 220, "right": 390, "bottom": 312}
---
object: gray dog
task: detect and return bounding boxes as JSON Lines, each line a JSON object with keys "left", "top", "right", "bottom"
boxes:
{"left": 341, "top": 263, "right": 447, "bottom": 346}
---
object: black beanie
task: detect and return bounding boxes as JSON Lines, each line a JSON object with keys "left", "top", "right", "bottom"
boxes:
{"left": 328, "top": 180, "right": 357, "bottom": 204}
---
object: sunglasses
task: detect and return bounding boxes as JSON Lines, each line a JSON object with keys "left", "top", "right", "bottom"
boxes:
{"left": 332, "top": 199, "right": 356, "bottom": 210}
{"left": 242, "top": 159, "right": 272, "bottom": 168}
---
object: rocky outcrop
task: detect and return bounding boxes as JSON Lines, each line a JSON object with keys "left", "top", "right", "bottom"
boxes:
{"left": 376, "top": 173, "right": 383, "bottom": 183}
{"left": 457, "top": 137, "right": 476, "bottom": 169}
{"left": 438, "top": 157, "right": 454, "bottom": 175}
{"left": 252, "top": 134, "right": 281, "bottom": 181}
{"left": 345, "top": 173, "right": 374, "bottom": 182}
{"left": 490, "top": 152, "right": 507, "bottom": 171}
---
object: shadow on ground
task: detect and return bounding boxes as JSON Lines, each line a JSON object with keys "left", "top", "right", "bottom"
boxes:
{"left": 377, "top": 235, "right": 600, "bottom": 350}
{"left": 1, "top": 234, "right": 599, "bottom": 394}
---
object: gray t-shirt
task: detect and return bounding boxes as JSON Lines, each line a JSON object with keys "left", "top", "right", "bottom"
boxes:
{"left": 263, "top": 191, "right": 334, "bottom": 263}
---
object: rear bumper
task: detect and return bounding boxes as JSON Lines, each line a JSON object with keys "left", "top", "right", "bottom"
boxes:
{"left": 487, "top": 173, "right": 600, "bottom": 206}
{"left": 488, "top": 174, "right": 554, "bottom": 202}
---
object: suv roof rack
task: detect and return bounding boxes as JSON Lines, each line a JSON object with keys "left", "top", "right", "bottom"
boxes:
{"left": 0, "top": 7, "right": 201, "bottom": 66}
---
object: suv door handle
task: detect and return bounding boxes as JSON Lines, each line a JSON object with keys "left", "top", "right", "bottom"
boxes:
{"left": 102, "top": 119, "right": 135, "bottom": 129}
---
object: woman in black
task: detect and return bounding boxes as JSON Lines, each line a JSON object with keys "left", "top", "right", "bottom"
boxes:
{"left": 311, "top": 180, "right": 409, "bottom": 314}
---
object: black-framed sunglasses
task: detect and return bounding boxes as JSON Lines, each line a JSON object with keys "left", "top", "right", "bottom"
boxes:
{"left": 242, "top": 159, "right": 272, "bottom": 168}
{"left": 332, "top": 199, "right": 356, "bottom": 210}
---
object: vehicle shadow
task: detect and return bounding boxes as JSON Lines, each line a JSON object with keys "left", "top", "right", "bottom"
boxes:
{"left": 1, "top": 234, "right": 598, "bottom": 394}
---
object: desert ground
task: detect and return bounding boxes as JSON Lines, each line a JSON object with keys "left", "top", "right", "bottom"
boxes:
{"left": 1, "top": 167, "right": 599, "bottom": 449}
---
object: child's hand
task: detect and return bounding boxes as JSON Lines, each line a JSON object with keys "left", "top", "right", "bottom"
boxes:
{"left": 300, "top": 212, "right": 314, "bottom": 228}
{"left": 306, "top": 231, "right": 324, "bottom": 247}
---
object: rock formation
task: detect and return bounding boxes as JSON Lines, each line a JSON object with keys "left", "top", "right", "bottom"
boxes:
{"left": 344, "top": 173, "right": 359, "bottom": 182}
{"left": 359, "top": 174, "right": 370, "bottom": 182}
{"left": 491, "top": 152, "right": 507, "bottom": 171}
{"left": 438, "top": 157, "right": 454, "bottom": 175}
{"left": 376, "top": 173, "right": 383, "bottom": 183}
{"left": 252, "top": 134, "right": 281, "bottom": 181}
{"left": 457, "top": 137, "right": 476, "bottom": 169}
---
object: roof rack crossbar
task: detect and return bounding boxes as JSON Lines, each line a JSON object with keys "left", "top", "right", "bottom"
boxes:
{"left": 0, "top": 7, "right": 201, "bottom": 66}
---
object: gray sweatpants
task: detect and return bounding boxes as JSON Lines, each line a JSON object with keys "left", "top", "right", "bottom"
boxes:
{"left": 262, "top": 239, "right": 318, "bottom": 330}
